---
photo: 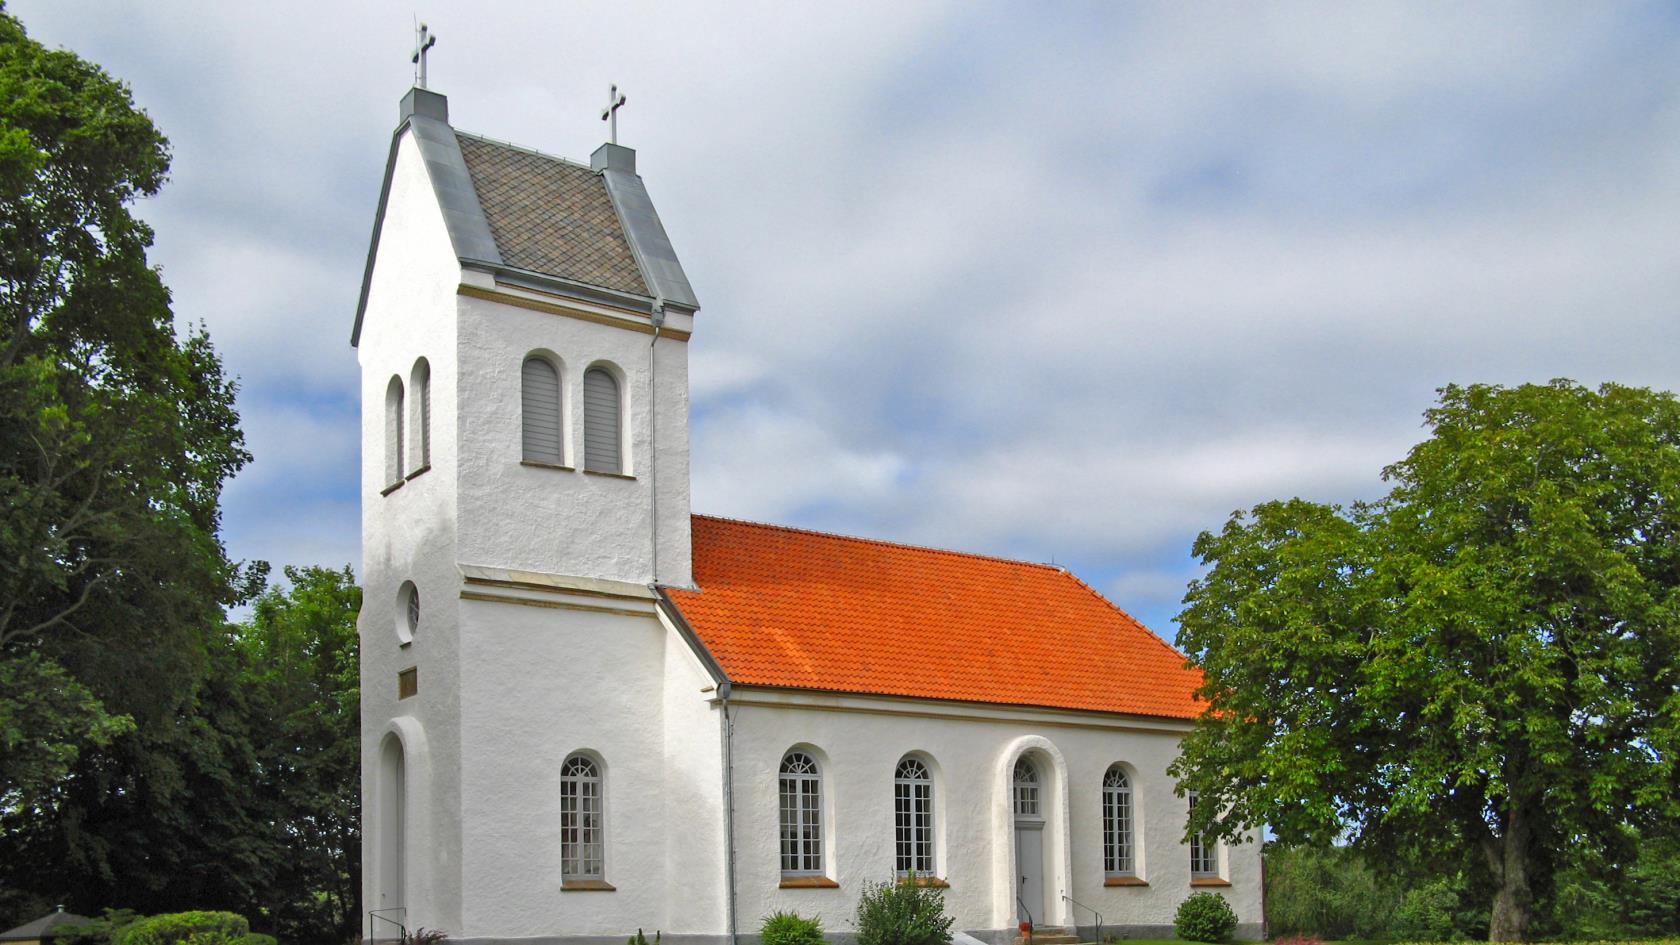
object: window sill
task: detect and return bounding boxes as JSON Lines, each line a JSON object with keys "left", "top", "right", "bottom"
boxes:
{"left": 583, "top": 468, "right": 635, "bottom": 480}
{"left": 1105, "top": 876, "right": 1148, "bottom": 887}
{"left": 521, "top": 460, "right": 574, "bottom": 472}
{"left": 405, "top": 464, "right": 432, "bottom": 481}
{"left": 379, "top": 480, "right": 404, "bottom": 496}
{"left": 779, "top": 876, "right": 840, "bottom": 889}
{"left": 1190, "top": 877, "right": 1231, "bottom": 888}
{"left": 897, "top": 876, "right": 949, "bottom": 888}
{"left": 561, "top": 879, "right": 616, "bottom": 892}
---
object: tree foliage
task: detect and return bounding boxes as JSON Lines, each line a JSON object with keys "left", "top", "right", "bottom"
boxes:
{"left": 1172, "top": 380, "right": 1680, "bottom": 942}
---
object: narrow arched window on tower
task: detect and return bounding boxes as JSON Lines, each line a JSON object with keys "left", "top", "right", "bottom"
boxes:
{"left": 1103, "top": 766, "right": 1135, "bottom": 877}
{"left": 779, "top": 751, "right": 824, "bottom": 877}
{"left": 521, "top": 356, "right": 563, "bottom": 465}
{"left": 560, "top": 754, "right": 604, "bottom": 882}
{"left": 409, "top": 358, "right": 431, "bottom": 473}
{"left": 582, "top": 366, "right": 621, "bottom": 474}
{"left": 384, "top": 376, "right": 405, "bottom": 487}
{"left": 894, "top": 756, "right": 935, "bottom": 877}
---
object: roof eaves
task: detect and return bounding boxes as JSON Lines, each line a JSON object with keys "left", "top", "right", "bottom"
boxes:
{"left": 351, "top": 115, "right": 502, "bottom": 348}
{"left": 720, "top": 681, "right": 1200, "bottom": 725}
{"left": 465, "top": 259, "right": 684, "bottom": 318}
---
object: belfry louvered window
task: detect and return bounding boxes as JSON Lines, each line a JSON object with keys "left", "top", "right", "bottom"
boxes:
{"left": 582, "top": 367, "right": 621, "bottom": 473}
{"left": 1103, "top": 766, "right": 1135, "bottom": 876}
{"left": 1189, "top": 790, "right": 1217, "bottom": 877}
{"left": 410, "top": 358, "right": 431, "bottom": 472}
{"left": 521, "top": 357, "right": 563, "bottom": 465}
{"left": 779, "top": 752, "right": 823, "bottom": 876}
{"left": 560, "top": 754, "right": 604, "bottom": 880}
{"left": 894, "top": 757, "right": 935, "bottom": 876}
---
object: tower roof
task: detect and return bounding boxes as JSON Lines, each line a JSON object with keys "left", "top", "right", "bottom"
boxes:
{"left": 352, "top": 87, "right": 698, "bottom": 347}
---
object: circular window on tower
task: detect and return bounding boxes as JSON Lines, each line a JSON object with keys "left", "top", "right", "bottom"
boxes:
{"left": 397, "top": 581, "right": 419, "bottom": 645}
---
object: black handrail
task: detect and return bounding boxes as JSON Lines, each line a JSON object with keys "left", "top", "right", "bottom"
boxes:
{"left": 1061, "top": 893, "right": 1103, "bottom": 945}
{"left": 368, "top": 907, "right": 407, "bottom": 945}
{"left": 1016, "top": 895, "right": 1034, "bottom": 933}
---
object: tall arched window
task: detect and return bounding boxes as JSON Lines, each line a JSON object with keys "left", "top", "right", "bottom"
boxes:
{"left": 1013, "top": 758, "right": 1041, "bottom": 817}
{"left": 384, "top": 376, "right": 405, "bottom": 487}
{"left": 1188, "top": 790, "right": 1216, "bottom": 877}
{"left": 1103, "top": 766, "right": 1135, "bottom": 876}
{"left": 582, "top": 366, "right": 621, "bottom": 473}
{"left": 521, "top": 356, "right": 563, "bottom": 465}
{"left": 560, "top": 754, "right": 604, "bottom": 881}
{"left": 779, "top": 751, "right": 823, "bottom": 876}
{"left": 894, "top": 757, "right": 935, "bottom": 876}
{"left": 409, "top": 358, "right": 431, "bottom": 472}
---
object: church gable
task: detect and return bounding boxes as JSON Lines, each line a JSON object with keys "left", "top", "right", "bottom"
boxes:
{"left": 454, "top": 133, "right": 649, "bottom": 297}
{"left": 664, "top": 515, "right": 1205, "bottom": 720}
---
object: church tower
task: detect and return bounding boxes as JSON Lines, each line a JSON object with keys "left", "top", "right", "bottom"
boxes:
{"left": 353, "top": 82, "right": 719, "bottom": 940}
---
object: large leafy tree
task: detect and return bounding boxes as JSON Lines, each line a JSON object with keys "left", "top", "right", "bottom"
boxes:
{"left": 0, "top": 2, "right": 249, "bottom": 805}
{"left": 1172, "top": 380, "right": 1680, "bottom": 942}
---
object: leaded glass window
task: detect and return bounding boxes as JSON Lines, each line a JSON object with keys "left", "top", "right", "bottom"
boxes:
{"left": 779, "top": 751, "right": 823, "bottom": 875}
{"left": 561, "top": 754, "right": 604, "bottom": 880}
{"left": 1103, "top": 766, "right": 1135, "bottom": 876}
{"left": 894, "top": 757, "right": 935, "bottom": 876}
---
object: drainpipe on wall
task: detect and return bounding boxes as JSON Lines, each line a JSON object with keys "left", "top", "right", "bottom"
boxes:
{"left": 718, "top": 681, "right": 739, "bottom": 945}
{"left": 647, "top": 296, "right": 665, "bottom": 583}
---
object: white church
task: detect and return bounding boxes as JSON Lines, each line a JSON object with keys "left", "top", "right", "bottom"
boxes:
{"left": 354, "top": 82, "right": 1262, "bottom": 945}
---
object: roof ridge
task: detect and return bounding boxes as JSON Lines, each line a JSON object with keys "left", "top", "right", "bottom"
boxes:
{"left": 691, "top": 513, "right": 1066, "bottom": 573}
{"left": 453, "top": 129, "right": 595, "bottom": 173}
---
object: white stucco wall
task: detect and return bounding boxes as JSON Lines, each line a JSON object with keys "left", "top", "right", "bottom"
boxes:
{"left": 454, "top": 289, "right": 693, "bottom": 588}
{"left": 724, "top": 692, "right": 1264, "bottom": 940}
{"left": 358, "top": 127, "right": 469, "bottom": 935}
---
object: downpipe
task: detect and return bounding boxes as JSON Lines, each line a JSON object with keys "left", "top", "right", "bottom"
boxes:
{"left": 719, "top": 682, "right": 739, "bottom": 945}
{"left": 648, "top": 296, "right": 665, "bottom": 582}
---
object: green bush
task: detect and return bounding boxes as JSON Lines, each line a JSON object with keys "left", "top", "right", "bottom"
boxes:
{"left": 238, "top": 935, "right": 277, "bottom": 945}
{"left": 113, "top": 913, "right": 249, "bottom": 945}
{"left": 1173, "top": 892, "right": 1236, "bottom": 943}
{"left": 1263, "top": 845, "right": 1400, "bottom": 939}
{"left": 1392, "top": 879, "right": 1461, "bottom": 942}
{"left": 627, "top": 931, "right": 660, "bottom": 945}
{"left": 57, "top": 911, "right": 140, "bottom": 945}
{"left": 854, "top": 877, "right": 953, "bottom": 945}
{"left": 761, "top": 911, "right": 825, "bottom": 945}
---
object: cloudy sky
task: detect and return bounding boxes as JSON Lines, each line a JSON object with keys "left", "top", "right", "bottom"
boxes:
{"left": 14, "top": 2, "right": 1680, "bottom": 635}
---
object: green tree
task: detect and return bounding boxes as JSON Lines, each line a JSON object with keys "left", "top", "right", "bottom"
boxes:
{"left": 0, "top": 2, "right": 249, "bottom": 805}
{"left": 1171, "top": 380, "right": 1680, "bottom": 942}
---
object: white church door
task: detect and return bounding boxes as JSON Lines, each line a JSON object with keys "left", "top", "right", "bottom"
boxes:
{"left": 1013, "top": 757, "right": 1046, "bottom": 926}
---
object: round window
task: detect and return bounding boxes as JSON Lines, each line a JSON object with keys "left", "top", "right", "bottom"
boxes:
{"left": 397, "top": 581, "right": 419, "bottom": 644}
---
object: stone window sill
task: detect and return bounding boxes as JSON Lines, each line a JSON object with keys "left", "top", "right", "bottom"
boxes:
{"left": 897, "top": 876, "right": 949, "bottom": 888}
{"left": 561, "top": 879, "right": 616, "bottom": 892}
{"left": 779, "top": 876, "right": 839, "bottom": 889}
{"left": 521, "top": 460, "right": 574, "bottom": 472}
{"left": 583, "top": 468, "right": 635, "bottom": 480}
{"left": 1105, "top": 876, "right": 1148, "bottom": 887}
{"left": 1190, "top": 877, "right": 1231, "bottom": 887}
{"left": 405, "top": 464, "right": 432, "bottom": 481}
{"left": 379, "top": 479, "right": 404, "bottom": 496}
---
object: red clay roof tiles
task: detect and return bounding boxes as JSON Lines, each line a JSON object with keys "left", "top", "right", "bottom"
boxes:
{"left": 665, "top": 515, "right": 1205, "bottom": 720}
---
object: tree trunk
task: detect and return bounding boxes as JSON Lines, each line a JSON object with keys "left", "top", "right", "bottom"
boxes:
{"left": 1487, "top": 802, "right": 1535, "bottom": 942}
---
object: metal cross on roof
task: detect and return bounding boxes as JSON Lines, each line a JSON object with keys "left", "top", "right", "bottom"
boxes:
{"left": 601, "top": 84, "right": 627, "bottom": 145}
{"left": 412, "top": 22, "right": 438, "bottom": 89}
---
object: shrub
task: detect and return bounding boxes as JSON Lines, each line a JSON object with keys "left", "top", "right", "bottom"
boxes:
{"left": 238, "top": 936, "right": 277, "bottom": 945}
{"left": 854, "top": 877, "right": 954, "bottom": 945}
{"left": 402, "top": 931, "right": 448, "bottom": 945}
{"left": 1392, "top": 880, "right": 1460, "bottom": 942}
{"left": 761, "top": 911, "right": 825, "bottom": 945}
{"left": 114, "top": 913, "right": 249, "bottom": 945}
{"left": 57, "top": 911, "right": 140, "bottom": 945}
{"left": 1173, "top": 892, "right": 1236, "bottom": 943}
{"left": 627, "top": 931, "right": 661, "bottom": 945}
{"left": 1263, "top": 845, "right": 1400, "bottom": 939}
{"left": 1268, "top": 936, "right": 1322, "bottom": 945}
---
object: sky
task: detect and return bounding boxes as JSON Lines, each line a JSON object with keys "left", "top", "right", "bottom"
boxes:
{"left": 12, "top": 1, "right": 1680, "bottom": 637}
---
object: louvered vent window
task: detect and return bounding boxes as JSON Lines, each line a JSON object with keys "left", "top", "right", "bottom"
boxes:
{"left": 1103, "top": 766, "right": 1135, "bottom": 876}
{"left": 521, "top": 357, "right": 563, "bottom": 465}
{"left": 411, "top": 358, "right": 431, "bottom": 471}
{"left": 385, "top": 376, "right": 405, "bottom": 486}
{"left": 583, "top": 367, "right": 622, "bottom": 473}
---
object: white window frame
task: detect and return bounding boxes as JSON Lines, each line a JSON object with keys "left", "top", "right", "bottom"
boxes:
{"left": 560, "top": 754, "right": 605, "bottom": 881}
{"left": 1102, "top": 766, "right": 1135, "bottom": 877}
{"left": 894, "top": 756, "right": 935, "bottom": 877}
{"left": 779, "top": 751, "right": 824, "bottom": 877}
{"left": 1012, "top": 757, "right": 1042, "bottom": 820}
{"left": 1188, "top": 790, "right": 1218, "bottom": 878}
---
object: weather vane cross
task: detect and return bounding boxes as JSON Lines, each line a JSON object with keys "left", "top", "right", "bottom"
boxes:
{"left": 412, "top": 22, "right": 437, "bottom": 89}
{"left": 601, "top": 84, "right": 627, "bottom": 145}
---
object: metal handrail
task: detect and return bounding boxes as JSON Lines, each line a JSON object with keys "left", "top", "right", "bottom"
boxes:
{"left": 1061, "top": 893, "right": 1103, "bottom": 945}
{"left": 1016, "top": 895, "right": 1034, "bottom": 932}
{"left": 368, "top": 907, "right": 407, "bottom": 945}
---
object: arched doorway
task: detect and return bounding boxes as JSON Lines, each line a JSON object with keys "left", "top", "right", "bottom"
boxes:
{"left": 1013, "top": 756, "right": 1046, "bottom": 925}
{"left": 377, "top": 733, "right": 407, "bottom": 923}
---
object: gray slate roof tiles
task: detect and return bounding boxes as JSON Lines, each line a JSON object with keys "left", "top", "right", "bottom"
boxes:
{"left": 454, "top": 133, "right": 650, "bottom": 297}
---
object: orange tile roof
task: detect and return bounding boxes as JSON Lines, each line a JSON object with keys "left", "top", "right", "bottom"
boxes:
{"left": 665, "top": 515, "right": 1205, "bottom": 720}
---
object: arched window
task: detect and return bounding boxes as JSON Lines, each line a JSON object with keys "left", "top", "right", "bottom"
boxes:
{"left": 1103, "top": 766, "right": 1135, "bottom": 876}
{"left": 1013, "top": 757, "right": 1041, "bottom": 818}
{"left": 894, "top": 757, "right": 935, "bottom": 876}
{"left": 1188, "top": 790, "right": 1216, "bottom": 877}
{"left": 521, "top": 356, "right": 563, "bottom": 465}
{"left": 384, "top": 376, "right": 405, "bottom": 486}
{"left": 560, "top": 754, "right": 604, "bottom": 881}
{"left": 396, "top": 581, "right": 419, "bottom": 645}
{"left": 779, "top": 751, "right": 823, "bottom": 876}
{"left": 409, "top": 358, "right": 431, "bottom": 472}
{"left": 582, "top": 366, "right": 621, "bottom": 473}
